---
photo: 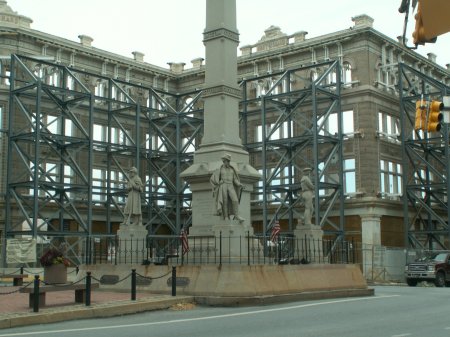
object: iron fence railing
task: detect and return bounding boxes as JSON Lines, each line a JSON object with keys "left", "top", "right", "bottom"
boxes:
{"left": 86, "top": 234, "right": 359, "bottom": 266}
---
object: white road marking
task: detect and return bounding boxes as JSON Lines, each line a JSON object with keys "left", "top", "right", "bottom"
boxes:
{"left": 0, "top": 295, "right": 400, "bottom": 336}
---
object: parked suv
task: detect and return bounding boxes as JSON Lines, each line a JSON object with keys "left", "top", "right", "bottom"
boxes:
{"left": 405, "top": 252, "right": 450, "bottom": 287}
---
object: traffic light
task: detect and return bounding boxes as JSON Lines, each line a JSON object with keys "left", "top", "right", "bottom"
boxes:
{"left": 412, "top": 0, "right": 450, "bottom": 46}
{"left": 427, "top": 100, "right": 443, "bottom": 132}
{"left": 415, "top": 100, "right": 426, "bottom": 131}
{"left": 412, "top": 3, "right": 437, "bottom": 45}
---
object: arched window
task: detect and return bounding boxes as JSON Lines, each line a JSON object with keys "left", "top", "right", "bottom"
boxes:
{"left": 342, "top": 62, "right": 352, "bottom": 87}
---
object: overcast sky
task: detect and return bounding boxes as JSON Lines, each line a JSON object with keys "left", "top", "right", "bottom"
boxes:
{"left": 6, "top": 0, "right": 450, "bottom": 69}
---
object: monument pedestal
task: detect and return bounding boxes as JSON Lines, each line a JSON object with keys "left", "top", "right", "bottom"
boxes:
{"left": 188, "top": 219, "right": 254, "bottom": 263}
{"left": 117, "top": 224, "right": 147, "bottom": 264}
{"left": 293, "top": 223, "right": 324, "bottom": 263}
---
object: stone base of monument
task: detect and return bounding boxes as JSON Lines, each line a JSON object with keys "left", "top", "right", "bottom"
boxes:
{"left": 117, "top": 224, "right": 148, "bottom": 264}
{"left": 188, "top": 220, "right": 254, "bottom": 263}
{"left": 293, "top": 224, "right": 324, "bottom": 264}
{"left": 78, "top": 263, "right": 373, "bottom": 304}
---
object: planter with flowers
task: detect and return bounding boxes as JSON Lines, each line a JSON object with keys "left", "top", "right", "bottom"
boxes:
{"left": 40, "top": 245, "right": 70, "bottom": 284}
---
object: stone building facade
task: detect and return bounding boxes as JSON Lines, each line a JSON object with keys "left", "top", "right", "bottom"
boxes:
{"left": 0, "top": 1, "right": 448, "bottom": 254}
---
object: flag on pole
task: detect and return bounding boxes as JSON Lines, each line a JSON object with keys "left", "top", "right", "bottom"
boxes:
{"left": 270, "top": 220, "right": 280, "bottom": 243}
{"left": 180, "top": 228, "right": 190, "bottom": 255}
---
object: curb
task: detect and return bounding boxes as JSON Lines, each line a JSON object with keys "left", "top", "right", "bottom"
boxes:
{"left": 0, "top": 296, "right": 194, "bottom": 329}
{"left": 195, "top": 288, "right": 375, "bottom": 306}
{"left": 0, "top": 288, "right": 375, "bottom": 329}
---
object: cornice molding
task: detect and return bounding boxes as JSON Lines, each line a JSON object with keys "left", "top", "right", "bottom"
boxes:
{"left": 203, "top": 28, "right": 239, "bottom": 43}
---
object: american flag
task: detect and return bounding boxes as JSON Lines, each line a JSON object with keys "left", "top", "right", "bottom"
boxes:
{"left": 180, "top": 228, "right": 190, "bottom": 255}
{"left": 270, "top": 220, "right": 281, "bottom": 243}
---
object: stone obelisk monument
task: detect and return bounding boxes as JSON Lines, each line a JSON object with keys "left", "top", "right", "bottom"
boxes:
{"left": 181, "top": 0, "right": 259, "bottom": 255}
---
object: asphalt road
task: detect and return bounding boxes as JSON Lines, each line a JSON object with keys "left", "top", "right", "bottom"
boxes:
{"left": 1, "top": 285, "right": 450, "bottom": 337}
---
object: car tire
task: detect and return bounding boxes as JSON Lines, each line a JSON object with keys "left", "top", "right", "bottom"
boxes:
{"left": 435, "top": 272, "right": 446, "bottom": 287}
{"left": 406, "top": 278, "right": 418, "bottom": 286}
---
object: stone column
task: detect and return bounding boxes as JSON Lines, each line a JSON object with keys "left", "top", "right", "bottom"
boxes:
{"left": 360, "top": 214, "right": 382, "bottom": 278}
{"left": 180, "top": 0, "right": 260, "bottom": 259}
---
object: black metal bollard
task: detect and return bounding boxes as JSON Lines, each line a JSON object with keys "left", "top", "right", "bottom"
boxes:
{"left": 20, "top": 266, "right": 24, "bottom": 275}
{"left": 76, "top": 266, "right": 79, "bottom": 274}
{"left": 131, "top": 269, "right": 137, "bottom": 301}
{"left": 219, "top": 231, "right": 222, "bottom": 266}
{"left": 33, "top": 275, "right": 40, "bottom": 313}
{"left": 85, "top": 271, "right": 92, "bottom": 306}
{"left": 171, "top": 266, "right": 176, "bottom": 297}
{"left": 247, "top": 231, "right": 250, "bottom": 266}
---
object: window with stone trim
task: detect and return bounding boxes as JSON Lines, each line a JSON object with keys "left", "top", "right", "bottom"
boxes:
{"left": 255, "top": 121, "right": 293, "bottom": 142}
{"left": 380, "top": 159, "right": 402, "bottom": 197}
{"left": 318, "top": 110, "right": 354, "bottom": 136}
{"left": 344, "top": 158, "right": 356, "bottom": 194}
{"left": 256, "top": 166, "right": 290, "bottom": 203}
{"left": 93, "top": 123, "right": 131, "bottom": 145}
{"left": 28, "top": 162, "right": 73, "bottom": 199}
{"left": 342, "top": 62, "right": 352, "bottom": 88}
{"left": 318, "top": 158, "right": 355, "bottom": 196}
{"left": 92, "top": 168, "right": 106, "bottom": 202}
{"left": 378, "top": 112, "right": 400, "bottom": 143}
{"left": 92, "top": 168, "right": 125, "bottom": 203}
{"left": 145, "top": 133, "right": 167, "bottom": 152}
{"left": 149, "top": 175, "right": 167, "bottom": 207}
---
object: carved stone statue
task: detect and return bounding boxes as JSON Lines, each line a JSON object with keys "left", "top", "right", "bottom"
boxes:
{"left": 300, "top": 167, "right": 314, "bottom": 225}
{"left": 122, "top": 166, "right": 144, "bottom": 226}
{"left": 210, "top": 154, "right": 244, "bottom": 222}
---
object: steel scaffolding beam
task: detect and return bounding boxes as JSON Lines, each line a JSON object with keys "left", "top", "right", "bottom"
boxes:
{"left": 239, "top": 60, "right": 345, "bottom": 240}
{"left": 4, "top": 55, "right": 202, "bottom": 265}
{"left": 399, "top": 62, "right": 450, "bottom": 249}
{"left": 4, "top": 55, "right": 345, "bottom": 265}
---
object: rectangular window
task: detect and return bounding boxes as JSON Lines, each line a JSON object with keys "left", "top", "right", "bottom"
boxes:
{"left": 29, "top": 161, "right": 59, "bottom": 198}
{"left": 46, "top": 115, "right": 59, "bottom": 134}
{"left": 413, "top": 168, "right": 426, "bottom": 199}
{"left": 344, "top": 159, "right": 356, "bottom": 194}
{"left": 110, "top": 126, "right": 130, "bottom": 145}
{"left": 92, "top": 168, "right": 106, "bottom": 202}
{"left": 48, "top": 68, "right": 59, "bottom": 86}
{"left": 66, "top": 75, "right": 74, "bottom": 90}
{"left": 93, "top": 124, "right": 106, "bottom": 142}
{"left": 64, "top": 165, "right": 73, "bottom": 199}
{"left": 378, "top": 112, "right": 400, "bottom": 142}
{"left": 65, "top": 119, "right": 73, "bottom": 137}
{"left": 110, "top": 170, "right": 125, "bottom": 203}
{"left": 380, "top": 159, "right": 402, "bottom": 196}
{"left": 151, "top": 135, "right": 167, "bottom": 152}
{"left": 319, "top": 110, "right": 354, "bottom": 136}
{"left": 318, "top": 158, "right": 356, "bottom": 196}
{"left": 255, "top": 121, "right": 293, "bottom": 142}
{"left": 342, "top": 110, "right": 354, "bottom": 135}
{"left": 152, "top": 176, "right": 167, "bottom": 206}
{"left": 256, "top": 167, "right": 290, "bottom": 203}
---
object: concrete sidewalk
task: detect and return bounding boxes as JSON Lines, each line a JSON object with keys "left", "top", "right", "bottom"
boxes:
{"left": 0, "top": 286, "right": 194, "bottom": 329}
{"left": 0, "top": 284, "right": 374, "bottom": 330}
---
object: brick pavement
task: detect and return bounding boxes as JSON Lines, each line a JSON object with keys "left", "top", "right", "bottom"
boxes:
{"left": 0, "top": 285, "right": 148, "bottom": 314}
{"left": 0, "top": 284, "right": 194, "bottom": 329}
